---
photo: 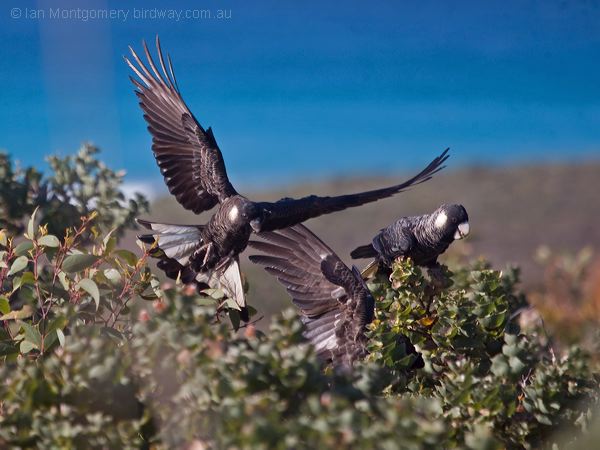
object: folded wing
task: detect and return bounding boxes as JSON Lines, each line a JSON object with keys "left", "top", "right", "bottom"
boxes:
{"left": 126, "top": 37, "right": 237, "bottom": 214}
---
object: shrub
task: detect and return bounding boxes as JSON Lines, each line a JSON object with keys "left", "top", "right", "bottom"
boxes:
{"left": 0, "top": 143, "right": 148, "bottom": 239}
{"left": 0, "top": 150, "right": 598, "bottom": 449}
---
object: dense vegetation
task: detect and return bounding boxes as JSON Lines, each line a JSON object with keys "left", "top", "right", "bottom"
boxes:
{"left": 0, "top": 146, "right": 598, "bottom": 449}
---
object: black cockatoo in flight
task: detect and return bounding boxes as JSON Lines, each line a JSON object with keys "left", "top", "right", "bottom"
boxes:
{"left": 126, "top": 37, "right": 449, "bottom": 320}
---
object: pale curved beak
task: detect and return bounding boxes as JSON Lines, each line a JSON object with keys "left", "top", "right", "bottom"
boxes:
{"left": 454, "top": 221, "right": 470, "bottom": 240}
{"left": 250, "top": 219, "right": 262, "bottom": 233}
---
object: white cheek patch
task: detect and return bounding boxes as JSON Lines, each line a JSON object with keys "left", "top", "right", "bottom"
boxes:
{"left": 228, "top": 205, "right": 239, "bottom": 222}
{"left": 434, "top": 212, "right": 448, "bottom": 229}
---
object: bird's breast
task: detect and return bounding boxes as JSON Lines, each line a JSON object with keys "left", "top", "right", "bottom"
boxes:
{"left": 207, "top": 217, "right": 251, "bottom": 252}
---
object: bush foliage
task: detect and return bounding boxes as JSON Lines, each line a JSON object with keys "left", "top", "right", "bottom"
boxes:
{"left": 0, "top": 148, "right": 598, "bottom": 449}
{"left": 0, "top": 144, "right": 148, "bottom": 239}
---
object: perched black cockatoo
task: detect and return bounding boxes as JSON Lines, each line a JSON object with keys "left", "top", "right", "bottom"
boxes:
{"left": 127, "top": 37, "right": 449, "bottom": 320}
{"left": 351, "top": 204, "right": 469, "bottom": 276}
{"left": 248, "top": 224, "right": 423, "bottom": 370}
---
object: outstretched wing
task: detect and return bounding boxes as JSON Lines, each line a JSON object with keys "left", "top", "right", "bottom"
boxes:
{"left": 255, "top": 149, "right": 449, "bottom": 231}
{"left": 249, "top": 226, "right": 344, "bottom": 318}
{"left": 248, "top": 225, "right": 374, "bottom": 364}
{"left": 126, "top": 36, "right": 237, "bottom": 214}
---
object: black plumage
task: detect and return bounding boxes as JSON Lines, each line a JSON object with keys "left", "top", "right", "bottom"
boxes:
{"left": 127, "top": 37, "right": 449, "bottom": 317}
{"left": 248, "top": 224, "right": 422, "bottom": 370}
{"left": 351, "top": 204, "right": 469, "bottom": 273}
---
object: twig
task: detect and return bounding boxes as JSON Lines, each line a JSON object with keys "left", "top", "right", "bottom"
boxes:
{"left": 109, "top": 249, "right": 151, "bottom": 327}
{"left": 45, "top": 216, "right": 94, "bottom": 318}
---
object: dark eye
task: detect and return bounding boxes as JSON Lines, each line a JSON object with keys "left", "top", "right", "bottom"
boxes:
{"left": 452, "top": 218, "right": 457, "bottom": 224}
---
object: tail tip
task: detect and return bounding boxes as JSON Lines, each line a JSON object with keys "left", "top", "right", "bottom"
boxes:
{"left": 136, "top": 218, "right": 153, "bottom": 229}
{"left": 137, "top": 234, "right": 156, "bottom": 244}
{"left": 350, "top": 244, "right": 374, "bottom": 259}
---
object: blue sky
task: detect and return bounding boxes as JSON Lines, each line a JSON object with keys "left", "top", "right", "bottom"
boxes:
{"left": 1, "top": 0, "right": 599, "bottom": 190}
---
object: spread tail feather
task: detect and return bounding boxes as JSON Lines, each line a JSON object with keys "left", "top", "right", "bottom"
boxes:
{"left": 137, "top": 219, "right": 202, "bottom": 266}
{"left": 350, "top": 243, "right": 377, "bottom": 259}
{"left": 138, "top": 219, "right": 248, "bottom": 321}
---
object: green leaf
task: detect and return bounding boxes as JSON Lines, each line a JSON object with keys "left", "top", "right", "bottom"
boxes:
{"left": 535, "top": 414, "right": 553, "bottom": 426}
{"left": 77, "top": 278, "right": 100, "bottom": 310}
{"left": 8, "top": 256, "right": 28, "bottom": 276}
{"left": 20, "top": 271, "right": 35, "bottom": 286}
{"left": 20, "top": 340, "right": 36, "bottom": 354}
{"left": 26, "top": 206, "right": 39, "bottom": 239}
{"left": 11, "top": 271, "right": 35, "bottom": 293}
{"left": 140, "top": 292, "right": 159, "bottom": 301}
{"left": 58, "top": 271, "right": 70, "bottom": 290}
{"left": 11, "top": 276, "right": 22, "bottom": 293}
{"left": 509, "top": 356, "right": 526, "bottom": 374}
{"left": 196, "top": 297, "right": 216, "bottom": 306}
{"left": 0, "top": 305, "right": 33, "bottom": 320}
{"left": 115, "top": 249, "right": 138, "bottom": 266}
{"left": 103, "top": 230, "right": 117, "bottom": 255}
{"left": 246, "top": 305, "right": 257, "bottom": 319}
{"left": 43, "top": 330, "right": 57, "bottom": 349}
{"left": 62, "top": 254, "right": 100, "bottom": 273}
{"left": 103, "top": 268, "right": 121, "bottom": 284}
{"left": 148, "top": 276, "right": 164, "bottom": 299}
{"left": 0, "top": 229, "right": 7, "bottom": 247}
{"left": 20, "top": 321, "right": 42, "bottom": 349}
{"left": 490, "top": 354, "right": 510, "bottom": 377}
{"left": 56, "top": 328, "right": 66, "bottom": 347}
{"left": 46, "top": 316, "right": 67, "bottom": 335}
{"left": 225, "top": 298, "right": 241, "bottom": 310}
{"left": 38, "top": 234, "right": 60, "bottom": 248}
{"left": 0, "top": 296, "right": 9, "bottom": 315}
{"left": 14, "top": 241, "right": 34, "bottom": 256}
{"left": 19, "top": 287, "right": 35, "bottom": 304}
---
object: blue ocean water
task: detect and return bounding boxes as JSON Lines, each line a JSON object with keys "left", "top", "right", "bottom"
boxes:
{"left": 1, "top": 0, "right": 599, "bottom": 190}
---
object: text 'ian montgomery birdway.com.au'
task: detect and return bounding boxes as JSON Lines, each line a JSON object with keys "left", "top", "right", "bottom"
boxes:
{"left": 9, "top": 7, "right": 232, "bottom": 22}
